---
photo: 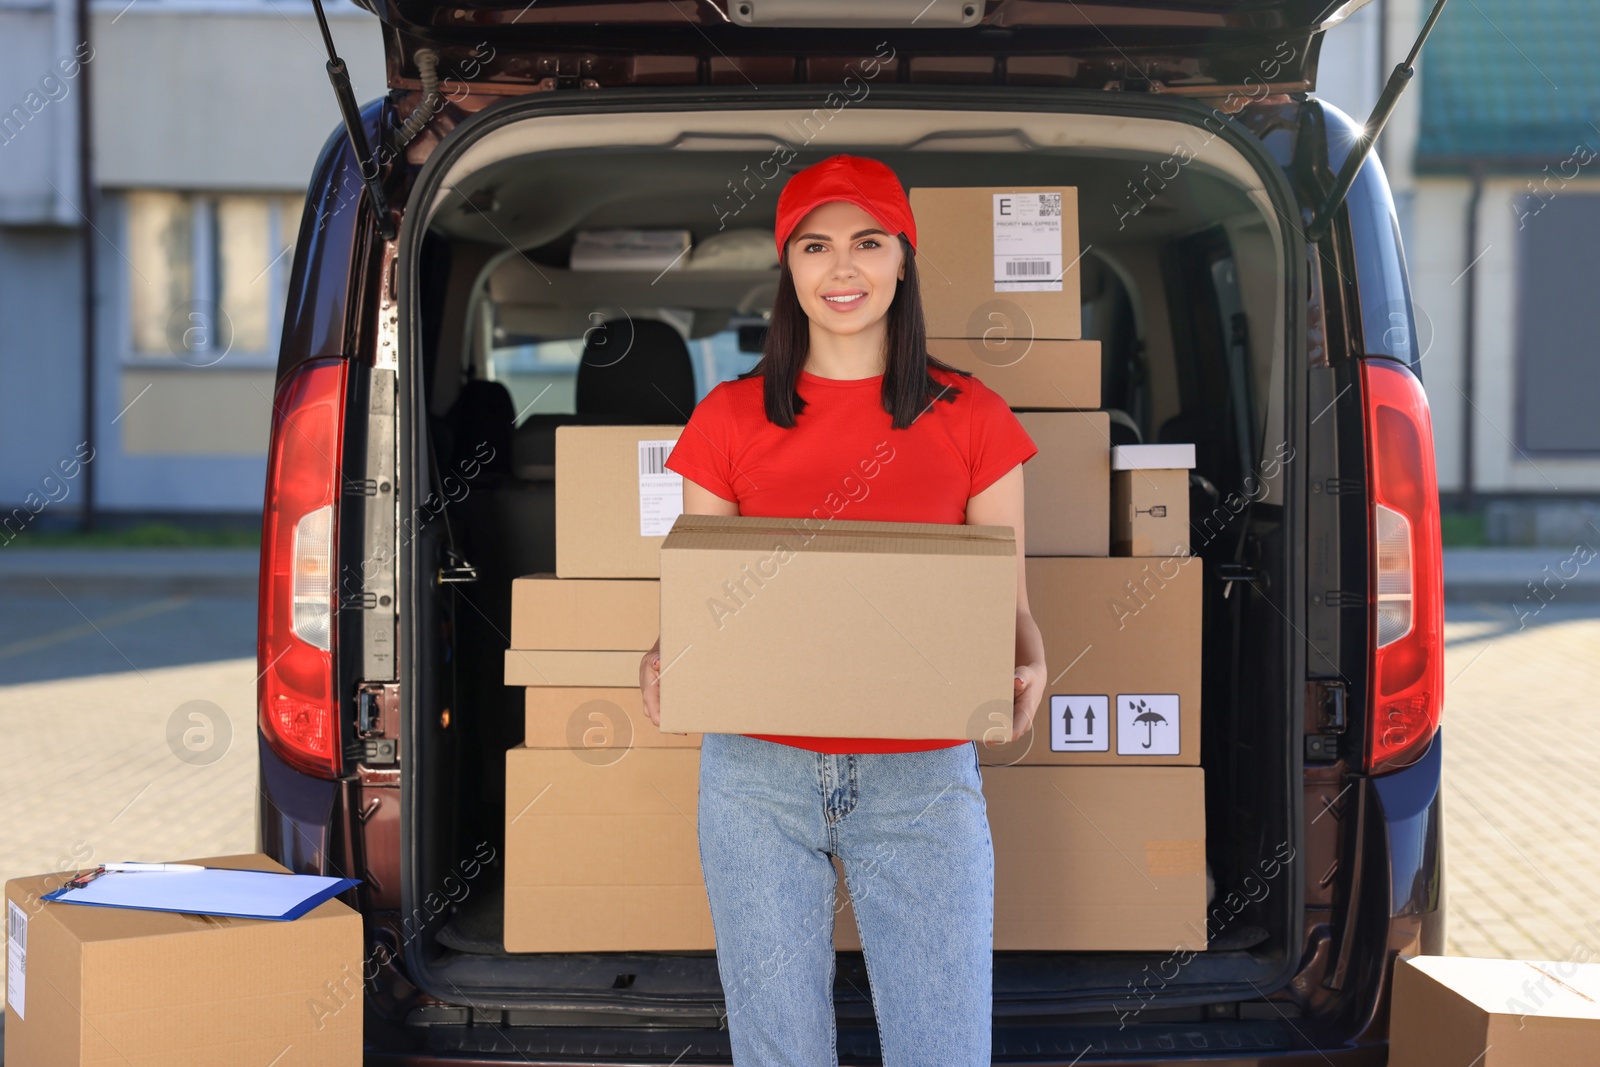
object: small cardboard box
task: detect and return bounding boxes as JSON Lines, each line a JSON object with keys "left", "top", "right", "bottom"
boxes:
{"left": 1015, "top": 411, "right": 1110, "bottom": 557}
{"left": 524, "top": 687, "right": 700, "bottom": 749}
{"left": 1389, "top": 954, "right": 1600, "bottom": 1066}
{"left": 510, "top": 575, "right": 659, "bottom": 650}
{"left": 504, "top": 746, "right": 714, "bottom": 951}
{"left": 977, "top": 556, "right": 1201, "bottom": 765}
{"left": 658, "top": 514, "right": 1017, "bottom": 739}
{"left": 556, "top": 425, "right": 684, "bottom": 579}
{"left": 912, "top": 187, "right": 1082, "bottom": 340}
{"left": 834, "top": 766, "right": 1207, "bottom": 951}
{"left": 4, "top": 853, "right": 361, "bottom": 1067}
{"left": 927, "top": 338, "right": 1100, "bottom": 410}
{"left": 1111, "top": 444, "right": 1195, "bottom": 557}
{"left": 504, "top": 649, "right": 642, "bottom": 688}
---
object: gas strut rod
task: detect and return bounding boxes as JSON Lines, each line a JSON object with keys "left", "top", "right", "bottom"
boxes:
{"left": 309, "top": 0, "right": 398, "bottom": 241}
{"left": 1305, "top": 0, "right": 1451, "bottom": 243}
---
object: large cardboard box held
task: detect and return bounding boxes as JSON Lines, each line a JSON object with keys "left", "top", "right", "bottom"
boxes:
{"left": 556, "top": 425, "right": 684, "bottom": 579}
{"left": 977, "top": 556, "right": 1202, "bottom": 765}
{"left": 1015, "top": 411, "right": 1110, "bottom": 556}
{"left": 4, "top": 853, "right": 361, "bottom": 1067}
{"left": 912, "top": 187, "right": 1082, "bottom": 340}
{"left": 510, "top": 575, "right": 658, "bottom": 650}
{"left": 504, "top": 746, "right": 714, "bottom": 951}
{"left": 833, "top": 766, "right": 1207, "bottom": 951}
{"left": 658, "top": 514, "right": 1017, "bottom": 740}
{"left": 1389, "top": 954, "right": 1600, "bottom": 1066}
{"left": 524, "top": 687, "right": 699, "bottom": 749}
{"left": 927, "top": 338, "right": 1100, "bottom": 410}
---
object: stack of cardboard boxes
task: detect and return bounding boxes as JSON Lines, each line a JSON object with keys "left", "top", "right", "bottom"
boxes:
{"left": 501, "top": 424, "right": 717, "bottom": 952}
{"left": 504, "top": 188, "right": 1207, "bottom": 955}
{"left": 832, "top": 185, "right": 1208, "bottom": 951}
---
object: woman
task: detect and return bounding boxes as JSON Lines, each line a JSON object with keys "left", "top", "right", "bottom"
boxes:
{"left": 639, "top": 154, "right": 1047, "bottom": 1066}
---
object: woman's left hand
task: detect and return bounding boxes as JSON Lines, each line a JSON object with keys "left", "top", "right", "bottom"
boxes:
{"left": 1011, "top": 661, "right": 1045, "bottom": 743}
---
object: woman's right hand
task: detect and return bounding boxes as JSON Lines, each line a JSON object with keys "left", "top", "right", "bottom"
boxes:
{"left": 640, "top": 637, "right": 663, "bottom": 728}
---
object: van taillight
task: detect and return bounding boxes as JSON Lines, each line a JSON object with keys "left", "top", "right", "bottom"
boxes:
{"left": 1361, "top": 358, "right": 1443, "bottom": 774}
{"left": 258, "top": 359, "right": 347, "bottom": 778}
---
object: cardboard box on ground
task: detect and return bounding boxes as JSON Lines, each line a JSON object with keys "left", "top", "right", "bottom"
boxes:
{"left": 4, "top": 854, "right": 361, "bottom": 1067}
{"left": 1389, "top": 954, "right": 1600, "bottom": 1066}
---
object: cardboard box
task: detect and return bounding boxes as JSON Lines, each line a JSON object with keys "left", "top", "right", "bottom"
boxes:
{"left": 510, "top": 575, "right": 659, "bottom": 650}
{"left": 834, "top": 766, "right": 1207, "bottom": 951}
{"left": 4, "top": 853, "right": 361, "bottom": 1067}
{"left": 927, "top": 337, "right": 1100, "bottom": 410}
{"left": 658, "top": 514, "right": 1017, "bottom": 739}
{"left": 524, "top": 687, "right": 700, "bottom": 749}
{"left": 1111, "top": 444, "right": 1195, "bottom": 557}
{"left": 1389, "top": 954, "right": 1600, "bottom": 1066}
{"left": 504, "top": 746, "right": 714, "bottom": 951}
{"left": 978, "top": 556, "right": 1201, "bottom": 765}
{"left": 556, "top": 425, "right": 684, "bottom": 579}
{"left": 912, "top": 187, "right": 1083, "bottom": 340}
{"left": 504, "top": 649, "right": 642, "bottom": 688}
{"left": 1015, "top": 411, "right": 1110, "bottom": 556}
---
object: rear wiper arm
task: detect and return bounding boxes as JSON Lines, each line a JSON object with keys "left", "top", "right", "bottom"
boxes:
{"left": 309, "top": 0, "right": 398, "bottom": 241}
{"left": 1305, "top": 0, "right": 1451, "bottom": 243}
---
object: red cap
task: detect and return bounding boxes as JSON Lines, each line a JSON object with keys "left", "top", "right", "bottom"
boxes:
{"left": 774, "top": 154, "right": 917, "bottom": 263}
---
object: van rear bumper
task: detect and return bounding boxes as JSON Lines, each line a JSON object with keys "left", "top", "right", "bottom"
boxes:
{"left": 366, "top": 1016, "right": 1386, "bottom": 1065}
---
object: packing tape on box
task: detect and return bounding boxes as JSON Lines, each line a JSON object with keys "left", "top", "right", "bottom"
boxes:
{"left": 1143, "top": 839, "right": 1206, "bottom": 878}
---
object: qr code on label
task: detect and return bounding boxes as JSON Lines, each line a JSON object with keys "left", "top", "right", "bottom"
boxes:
{"left": 1038, "top": 193, "right": 1062, "bottom": 217}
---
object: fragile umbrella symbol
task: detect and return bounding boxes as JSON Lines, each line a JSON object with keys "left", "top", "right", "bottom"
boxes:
{"left": 1130, "top": 699, "right": 1167, "bottom": 749}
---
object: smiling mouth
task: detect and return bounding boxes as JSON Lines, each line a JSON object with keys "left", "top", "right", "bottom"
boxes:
{"left": 823, "top": 293, "right": 867, "bottom": 307}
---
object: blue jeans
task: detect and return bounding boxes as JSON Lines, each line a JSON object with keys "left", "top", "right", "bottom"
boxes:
{"left": 697, "top": 732, "right": 994, "bottom": 1066}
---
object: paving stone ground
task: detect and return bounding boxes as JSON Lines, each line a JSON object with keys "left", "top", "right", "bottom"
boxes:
{"left": 1439, "top": 599, "right": 1600, "bottom": 961}
{"left": 1, "top": 588, "right": 1595, "bottom": 1010}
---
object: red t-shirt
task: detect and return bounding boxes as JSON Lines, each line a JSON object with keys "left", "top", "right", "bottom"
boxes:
{"left": 662, "top": 362, "right": 1039, "bottom": 755}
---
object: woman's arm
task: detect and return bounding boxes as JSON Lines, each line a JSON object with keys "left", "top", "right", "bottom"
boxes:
{"left": 642, "top": 478, "right": 740, "bottom": 729}
{"left": 965, "top": 464, "right": 1047, "bottom": 744}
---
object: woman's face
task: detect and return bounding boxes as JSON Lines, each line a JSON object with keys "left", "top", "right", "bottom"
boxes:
{"left": 785, "top": 200, "right": 906, "bottom": 340}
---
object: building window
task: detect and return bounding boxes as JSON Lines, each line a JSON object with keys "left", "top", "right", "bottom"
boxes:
{"left": 125, "top": 190, "right": 303, "bottom": 364}
{"left": 1515, "top": 192, "right": 1600, "bottom": 454}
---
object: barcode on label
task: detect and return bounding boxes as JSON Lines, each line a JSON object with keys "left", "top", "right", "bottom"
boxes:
{"left": 1037, "top": 193, "right": 1062, "bottom": 217}
{"left": 639, "top": 443, "right": 669, "bottom": 476}
{"left": 1005, "top": 260, "right": 1055, "bottom": 277}
{"left": 7, "top": 897, "right": 25, "bottom": 1019}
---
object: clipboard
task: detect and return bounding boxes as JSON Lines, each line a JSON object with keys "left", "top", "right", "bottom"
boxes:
{"left": 42, "top": 867, "right": 360, "bottom": 921}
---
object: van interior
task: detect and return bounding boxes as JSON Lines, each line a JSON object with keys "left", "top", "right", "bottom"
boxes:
{"left": 402, "top": 106, "right": 1302, "bottom": 1037}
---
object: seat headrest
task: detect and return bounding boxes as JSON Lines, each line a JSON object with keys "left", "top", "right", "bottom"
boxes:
{"left": 575, "top": 317, "right": 697, "bottom": 423}
{"left": 446, "top": 378, "right": 515, "bottom": 476}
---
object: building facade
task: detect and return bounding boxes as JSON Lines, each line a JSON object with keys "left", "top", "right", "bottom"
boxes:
{"left": 0, "top": 0, "right": 385, "bottom": 528}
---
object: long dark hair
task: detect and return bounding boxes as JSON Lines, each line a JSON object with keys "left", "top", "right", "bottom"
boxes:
{"left": 742, "top": 235, "right": 971, "bottom": 429}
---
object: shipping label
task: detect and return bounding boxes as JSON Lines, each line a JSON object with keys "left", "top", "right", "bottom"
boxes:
{"left": 6, "top": 898, "right": 25, "bottom": 1019}
{"left": 993, "top": 192, "right": 1064, "bottom": 293}
{"left": 638, "top": 439, "right": 685, "bottom": 537}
